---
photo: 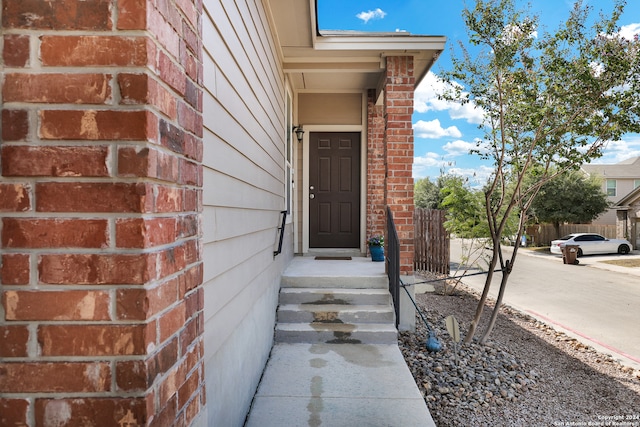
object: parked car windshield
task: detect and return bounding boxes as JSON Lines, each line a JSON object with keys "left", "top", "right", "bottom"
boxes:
{"left": 574, "top": 235, "right": 592, "bottom": 241}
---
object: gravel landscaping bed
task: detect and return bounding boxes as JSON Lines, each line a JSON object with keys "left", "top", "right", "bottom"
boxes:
{"left": 398, "top": 280, "right": 640, "bottom": 427}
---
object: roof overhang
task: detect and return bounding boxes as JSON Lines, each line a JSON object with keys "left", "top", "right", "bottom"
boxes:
{"left": 265, "top": 0, "right": 446, "bottom": 94}
{"left": 614, "top": 186, "right": 640, "bottom": 207}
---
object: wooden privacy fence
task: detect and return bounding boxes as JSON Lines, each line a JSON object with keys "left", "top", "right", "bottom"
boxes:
{"left": 525, "top": 224, "right": 617, "bottom": 246}
{"left": 414, "top": 208, "right": 450, "bottom": 275}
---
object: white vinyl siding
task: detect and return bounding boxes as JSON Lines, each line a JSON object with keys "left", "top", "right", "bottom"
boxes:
{"left": 201, "top": 0, "right": 290, "bottom": 425}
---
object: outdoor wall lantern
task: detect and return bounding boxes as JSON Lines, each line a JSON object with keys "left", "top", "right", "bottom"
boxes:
{"left": 293, "top": 125, "right": 305, "bottom": 143}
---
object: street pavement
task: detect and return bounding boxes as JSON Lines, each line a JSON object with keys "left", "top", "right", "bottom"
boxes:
{"left": 450, "top": 239, "right": 640, "bottom": 370}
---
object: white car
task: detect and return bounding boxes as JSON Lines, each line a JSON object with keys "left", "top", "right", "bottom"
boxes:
{"left": 550, "top": 233, "right": 633, "bottom": 257}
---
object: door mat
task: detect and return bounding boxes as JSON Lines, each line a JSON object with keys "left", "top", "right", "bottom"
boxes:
{"left": 314, "top": 256, "right": 352, "bottom": 260}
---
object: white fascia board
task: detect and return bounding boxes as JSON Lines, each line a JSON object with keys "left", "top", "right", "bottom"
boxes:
{"left": 313, "top": 36, "right": 446, "bottom": 53}
{"left": 283, "top": 61, "right": 383, "bottom": 73}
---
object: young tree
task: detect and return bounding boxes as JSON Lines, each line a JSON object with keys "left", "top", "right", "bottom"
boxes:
{"left": 441, "top": 0, "right": 640, "bottom": 344}
{"left": 530, "top": 171, "right": 610, "bottom": 238}
{"left": 440, "top": 176, "right": 486, "bottom": 238}
{"left": 439, "top": 176, "right": 492, "bottom": 294}
{"left": 414, "top": 177, "right": 440, "bottom": 209}
{"left": 414, "top": 174, "right": 462, "bottom": 209}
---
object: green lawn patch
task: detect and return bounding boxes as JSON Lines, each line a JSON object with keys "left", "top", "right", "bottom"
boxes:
{"left": 524, "top": 246, "right": 551, "bottom": 253}
{"left": 601, "top": 259, "right": 640, "bottom": 268}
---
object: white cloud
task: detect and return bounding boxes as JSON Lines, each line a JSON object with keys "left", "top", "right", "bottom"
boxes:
{"left": 618, "top": 23, "right": 640, "bottom": 41}
{"left": 589, "top": 61, "right": 604, "bottom": 77}
{"left": 444, "top": 138, "right": 493, "bottom": 158}
{"left": 501, "top": 22, "right": 537, "bottom": 45}
{"left": 448, "top": 165, "right": 495, "bottom": 187}
{"left": 414, "top": 152, "right": 444, "bottom": 168}
{"left": 412, "top": 152, "right": 453, "bottom": 178}
{"left": 414, "top": 72, "right": 485, "bottom": 125}
{"left": 412, "top": 152, "right": 495, "bottom": 186}
{"left": 590, "top": 135, "right": 640, "bottom": 164}
{"left": 356, "top": 8, "right": 386, "bottom": 24}
{"left": 413, "top": 119, "right": 462, "bottom": 139}
{"left": 442, "top": 139, "right": 475, "bottom": 156}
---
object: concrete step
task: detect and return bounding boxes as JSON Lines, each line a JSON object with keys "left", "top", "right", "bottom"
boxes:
{"left": 275, "top": 322, "right": 398, "bottom": 344}
{"left": 278, "top": 287, "right": 391, "bottom": 305}
{"left": 276, "top": 258, "right": 397, "bottom": 345}
{"left": 281, "top": 274, "right": 388, "bottom": 289}
{"left": 277, "top": 304, "right": 395, "bottom": 324}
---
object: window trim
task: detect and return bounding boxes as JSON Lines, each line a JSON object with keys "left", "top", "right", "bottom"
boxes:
{"left": 606, "top": 179, "right": 617, "bottom": 197}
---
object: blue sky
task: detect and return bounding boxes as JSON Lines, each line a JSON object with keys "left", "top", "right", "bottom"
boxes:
{"left": 318, "top": 0, "right": 640, "bottom": 185}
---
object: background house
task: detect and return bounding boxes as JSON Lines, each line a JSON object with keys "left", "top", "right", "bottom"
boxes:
{"left": 0, "top": 1, "right": 444, "bottom": 426}
{"left": 581, "top": 156, "right": 640, "bottom": 225}
{"left": 613, "top": 186, "right": 640, "bottom": 249}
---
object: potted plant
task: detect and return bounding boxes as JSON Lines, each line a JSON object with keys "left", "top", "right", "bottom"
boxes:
{"left": 367, "top": 235, "right": 385, "bottom": 262}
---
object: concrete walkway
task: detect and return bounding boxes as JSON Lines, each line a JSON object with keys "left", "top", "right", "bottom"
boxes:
{"left": 244, "top": 256, "right": 435, "bottom": 427}
{"left": 245, "top": 343, "right": 434, "bottom": 427}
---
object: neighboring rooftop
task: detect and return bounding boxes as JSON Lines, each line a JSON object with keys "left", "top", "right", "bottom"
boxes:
{"left": 582, "top": 156, "right": 640, "bottom": 178}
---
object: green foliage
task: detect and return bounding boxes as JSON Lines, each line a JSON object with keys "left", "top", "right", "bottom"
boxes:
{"left": 443, "top": 0, "right": 640, "bottom": 251}
{"left": 441, "top": 0, "right": 640, "bottom": 344}
{"left": 529, "top": 171, "right": 610, "bottom": 227}
{"left": 366, "top": 235, "right": 384, "bottom": 246}
{"left": 443, "top": 0, "right": 640, "bottom": 180}
{"left": 414, "top": 177, "right": 440, "bottom": 209}
{"left": 414, "top": 175, "right": 467, "bottom": 209}
{"left": 439, "top": 176, "right": 488, "bottom": 238}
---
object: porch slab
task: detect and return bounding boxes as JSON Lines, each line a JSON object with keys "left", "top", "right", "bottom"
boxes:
{"left": 281, "top": 255, "right": 388, "bottom": 288}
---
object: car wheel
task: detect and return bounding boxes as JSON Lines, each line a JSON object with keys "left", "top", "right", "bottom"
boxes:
{"left": 577, "top": 248, "right": 583, "bottom": 257}
{"left": 618, "top": 245, "right": 630, "bottom": 255}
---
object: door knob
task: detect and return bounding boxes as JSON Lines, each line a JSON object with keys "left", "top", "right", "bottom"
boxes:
{"left": 309, "top": 194, "right": 315, "bottom": 199}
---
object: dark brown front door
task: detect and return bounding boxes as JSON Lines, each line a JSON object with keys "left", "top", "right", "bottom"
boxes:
{"left": 309, "top": 132, "right": 360, "bottom": 248}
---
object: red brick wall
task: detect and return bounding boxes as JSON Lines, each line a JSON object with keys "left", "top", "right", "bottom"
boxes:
{"left": 384, "top": 56, "right": 415, "bottom": 274}
{"left": 366, "top": 89, "right": 386, "bottom": 254}
{"left": 0, "top": 0, "right": 205, "bottom": 425}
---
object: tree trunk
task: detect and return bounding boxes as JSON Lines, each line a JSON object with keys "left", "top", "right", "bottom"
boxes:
{"left": 463, "top": 243, "right": 500, "bottom": 344}
{"left": 479, "top": 262, "right": 511, "bottom": 344}
{"left": 479, "top": 213, "right": 527, "bottom": 344}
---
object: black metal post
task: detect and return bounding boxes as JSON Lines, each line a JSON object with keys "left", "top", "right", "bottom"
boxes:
{"left": 386, "top": 206, "right": 400, "bottom": 327}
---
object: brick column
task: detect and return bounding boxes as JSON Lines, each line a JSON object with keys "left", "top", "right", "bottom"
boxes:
{"left": 384, "top": 56, "right": 415, "bottom": 275}
{"left": 366, "top": 89, "right": 386, "bottom": 254}
{"left": 0, "top": 1, "right": 205, "bottom": 426}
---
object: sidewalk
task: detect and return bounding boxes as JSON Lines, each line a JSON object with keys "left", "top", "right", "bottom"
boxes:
{"left": 460, "top": 242, "right": 640, "bottom": 370}
{"left": 516, "top": 245, "right": 640, "bottom": 276}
